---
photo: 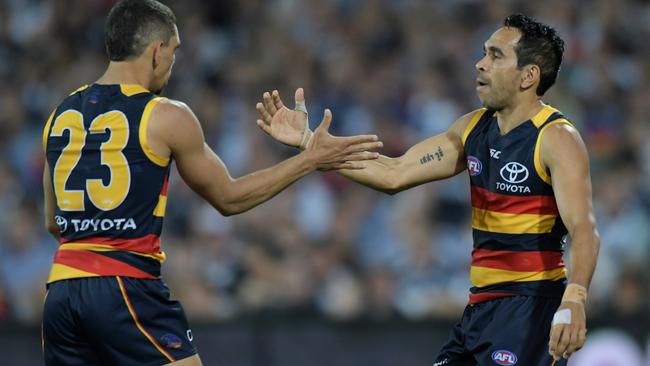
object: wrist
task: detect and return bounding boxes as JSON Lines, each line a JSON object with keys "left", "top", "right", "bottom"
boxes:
{"left": 298, "top": 145, "right": 318, "bottom": 171}
{"left": 299, "top": 129, "right": 314, "bottom": 150}
{"left": 561, "top": 283, "right": 587, "bottom": 306}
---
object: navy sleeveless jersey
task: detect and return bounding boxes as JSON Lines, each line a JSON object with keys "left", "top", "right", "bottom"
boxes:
{"left": 43, "top": 84, "right": 171, "bottom": 283}
{"left": 461, "top": 105, "right": 574, "bottom": 304}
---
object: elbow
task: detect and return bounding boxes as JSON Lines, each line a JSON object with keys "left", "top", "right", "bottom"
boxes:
{"left": 213, "top": 197, "right": 246, "bottom": 217}
{"left": 214, "top": 201, "right": 238, "bottom": 217}
{"left": 382, "top": 187, "right": 402, "bottom": 195}
{"left": 219, "top": 205, "right": 239, "bottom": 217}
{"left": 570, "top": 222, "right": 601, "bottom": 251}
{"left": 46, "top": 222, "right": 60, "bottom": 239}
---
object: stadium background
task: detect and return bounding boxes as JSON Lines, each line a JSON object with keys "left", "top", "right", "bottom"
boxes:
{"left": 0, "top": 0, "right": 649, "bottom": 365}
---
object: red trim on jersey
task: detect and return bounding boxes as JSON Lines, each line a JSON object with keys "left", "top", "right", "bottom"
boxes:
{"left": 471, "top": 186, "right": 559, "bottom": 215}
{"left": 160, "top": 176, "right": 169, "bottom": 196}
{"left": 59, "top": 235, "right": 161, "bottom": 255}
{"left": 471, "top": 248, "right": 565, "bottom": 272}
{"left": 468, "top": 292, "right": 515, "bottom": 304}
{"left": 53, "top": 250, "right": 157, "bottom": 279}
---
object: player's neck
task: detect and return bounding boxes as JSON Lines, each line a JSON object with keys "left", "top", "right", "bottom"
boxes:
{"left": 95, "top": 61, "right": 152, "bottom": 90}
{"left": 495, "top": 98, "right": 544, "bottom": 135}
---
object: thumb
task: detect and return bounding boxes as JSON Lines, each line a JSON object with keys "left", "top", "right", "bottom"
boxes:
{"left": 294, "top": 88, "right": 307, "bottom": 113}
{"left": 316, "top": 109, "right": 332, "bottom": 132}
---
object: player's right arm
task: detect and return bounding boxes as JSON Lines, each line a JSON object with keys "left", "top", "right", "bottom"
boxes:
{"left": 254, "top": 88, "right": 476, "bottom": 194}
{"left": 147, "top": 99, "right": 381, "bottom": 216}
{"left": 334, "top": 112, "right": 474, "bottom": 194}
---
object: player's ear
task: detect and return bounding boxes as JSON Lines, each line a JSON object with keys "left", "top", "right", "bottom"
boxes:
{"left": 151, "top": 41, "right": 164, "bottom": 69}
{"left": 521, "top": 64, "right": 540, "bottom": 91}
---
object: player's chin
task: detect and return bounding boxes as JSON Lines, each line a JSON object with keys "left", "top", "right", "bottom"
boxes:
{"left": 477, "top": 95, "right": 491, "bottom": 108}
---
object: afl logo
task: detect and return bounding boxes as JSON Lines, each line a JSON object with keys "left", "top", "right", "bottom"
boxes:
{"left": 491, "top": 350, "right": 517, "bottom": 365}
{"left": 499, "top": 162, "right": 529, "bottom": 184}
{"left": 467, "top": 156, "right": 483, "bottom": 176}
{"left": 55, "top": 215, "right": 68, "bottom": 232}
{"left": 160, "top": 333, "right": 182, "bottom": 349}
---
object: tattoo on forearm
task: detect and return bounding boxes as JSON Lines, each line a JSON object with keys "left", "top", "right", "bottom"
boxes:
{"left": 419, "top": 146, "right": 444, "bottom": 165}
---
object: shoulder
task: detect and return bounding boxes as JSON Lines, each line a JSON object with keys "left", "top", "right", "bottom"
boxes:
{"left": 541, "top": 121, "right": 584, "bottom": 148}
{"left": 149, "top": 98, "right": 200, "bottom": 129}
{"left": 541, "top": 121, "right": 588, "bottom": 167}
{"left": 148, "top": 98, "right": 205, "bottom": 148}
{"left": 152, "top": 97, "right": 193, "bottom": 117}
{"left": 450, "top": 108, "right": 491, "bottom": 144}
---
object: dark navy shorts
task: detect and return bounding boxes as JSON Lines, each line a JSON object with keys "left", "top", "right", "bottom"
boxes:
{"left": 43, "top": 276, "right": 197, "bottom": 366}
{"left": 433, "top": 296, "right": 568, "bottom": 366}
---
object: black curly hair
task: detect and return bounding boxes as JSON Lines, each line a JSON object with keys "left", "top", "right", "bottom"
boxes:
{"left": 503, "top": 14, "right": 565, "bottom": 96}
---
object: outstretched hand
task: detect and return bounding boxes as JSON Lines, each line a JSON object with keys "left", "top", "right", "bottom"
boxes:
{"left": 256, "top": 88, "right": 383, "bottom": 169}
{"left": 256, "top": 88, "right": 310, "bottom": 149}
{"left": 306, "top": 109, "right": 382, "bottom": 170}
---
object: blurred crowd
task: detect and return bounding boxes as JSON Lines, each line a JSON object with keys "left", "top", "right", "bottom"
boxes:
{"left": 0, "top": 0, "right": 648, "bottom": 335}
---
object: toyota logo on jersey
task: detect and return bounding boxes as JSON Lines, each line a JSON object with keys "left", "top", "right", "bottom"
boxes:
{"left": 499, "top": 162, "right": 529, "bottom": 184}
{"left": 55, "top": 215, "right": 68, "bottom": 232}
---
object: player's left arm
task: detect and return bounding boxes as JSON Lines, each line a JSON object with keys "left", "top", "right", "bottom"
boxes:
{"left": 43, "top": 161, "right": 60, "bottom": 239}
{"left": 542, "top": 123, "right": 600, "bottom": 361}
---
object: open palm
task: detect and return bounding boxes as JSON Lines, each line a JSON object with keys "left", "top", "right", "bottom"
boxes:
{"left": 256, "top": 88, "right": 309, "bottom": 148}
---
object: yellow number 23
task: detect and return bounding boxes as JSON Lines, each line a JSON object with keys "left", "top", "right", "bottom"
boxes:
{"left": 50, "top": 110, "right": 131, "bottom": 211}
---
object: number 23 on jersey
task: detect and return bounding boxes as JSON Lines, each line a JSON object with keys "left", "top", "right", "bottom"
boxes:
{"left": 50, "top": 109, "right": 131, "bottom": 211}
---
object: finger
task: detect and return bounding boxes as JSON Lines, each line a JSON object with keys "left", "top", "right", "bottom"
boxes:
{"left": 256, "top": 119, "right": 271, "bottom": 135}
{"left": 339, "top": 135, "right": 380, "bottom": 146}
{"left": 556, "top": 325, "right": 572, "bottom": 359}
{"left": 567, "top": 326, "right": 587, "bottom": 356}
{"left": 263, "top": 92, "right": 277, "bottom": 115}
{"left": 345, "top": 141, "right": 383, "bottom": 154}
{"left": 272, "top": 89, "right": 286, "bottom": 111}
{"left": 577, "top": 328, "right": 586, "bottom": 350}
{"left": 563, "top": 325, "right": 580, "bottom": 358}
{"left": 294, "top": 88, "right": 307, "bottom": 113}
{"left": 316, "top": 109, "right": 332, "bottom": 132}
{"left": 330, "top": 161, "right": 366, "bottom": 170}
{"left": 343, "top": 152, "right": 380, "bottom": 161}
{"left": 256, "top": 102, "right": 272, "bottom": 123}
{"left": 548, "top": 325, "right": 563, "bottom": 360}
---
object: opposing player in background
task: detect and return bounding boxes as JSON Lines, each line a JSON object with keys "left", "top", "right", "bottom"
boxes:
{"left": 256, "top": 14, "right": 599, "bottom": 366}
{"left": 41, "top": 0, "right": 381, "bottom": 365}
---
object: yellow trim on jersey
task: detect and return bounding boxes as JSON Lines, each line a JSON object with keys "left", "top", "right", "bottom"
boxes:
{"left": 533, "top": 118, "right": 575, "bottom": 184}
{"left": 58, "top": 243, "right": 166, "bottom": 262}
{"left": 461, "top": 108, "right": 488, "bottom": 146}
{"left": 470, "top": 266, "right": 567, "bottom": 288}
{"left": 530, "top": 104, "right": 560, "bottom": 128}
{"left": 48, "top": 263, "right": 98, "bottom": 283}
{"left": 472, "top": 208, "right": 557, "bottom": 234}
{"left": 139, "top": 97, "right": 170, "bottom": 167}
{"left": 120, "top": 84, "right": 150, "bottom": 96}
{"left": 153, "top": 195, "right": 167, "bottom": 217}
{"left": 68, "top": 85, "right": 89, "bottom": 96}
{"left": 116, "top": 277, "right": 176, "bottom": 363}
{"left": 42, "top": 110, "right": 56, "bottom": 153}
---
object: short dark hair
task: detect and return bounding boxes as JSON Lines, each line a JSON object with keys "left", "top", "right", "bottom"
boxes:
{"left": 105, "top": 0, "right": 177, "bottom": 61}
{"left": 503, "top": 14, "right": 565, "bottom": 96}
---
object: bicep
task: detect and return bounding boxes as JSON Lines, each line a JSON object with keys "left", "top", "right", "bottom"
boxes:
{"left": 152, "top": 101, "right": 234, "bottom": 206}
{"left": 389, "top": 109, "right": 477, "bottom": 190}
{"left": 544, "top": 125, "right": 596, "bottom": 231}
{"left": 174, "top": 141, "right": 234, "bottom": 197}
{"left": 392, "top": 131, "right": 466, "bottom": 189}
